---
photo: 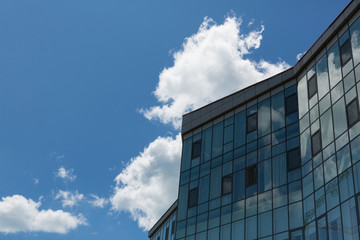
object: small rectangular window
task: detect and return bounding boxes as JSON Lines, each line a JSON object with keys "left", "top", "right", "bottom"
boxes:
{"left": 311, "top": 131, "right": 322, "bottom": 156}
{"left": 246, "top": 165, "right": 257, "bottom": 187}
{"left": 285, "top": 94, "right": 298, "bottom": 115}
{"left": 188, "top": 188, "right": 198, "bottom": 208}
{"left": 222, "top": 174, "right": 232, "bottom": 195}
{"left": 346, "top": 98, "right": 360, "bottom": 128}
{"left": 308, "top": 75, "right": 317, "bottom": 99}
{"left": 340, "top": 39, "right": 352, "bottom": 66}
{"left": 191, "top": 140, "right": 201, "bottom": 159}
{"left": 247, "top": 113, "right": 257, "bottom": 133}
{"left": 287, "top": 147, "right": 301, "bottom": 171}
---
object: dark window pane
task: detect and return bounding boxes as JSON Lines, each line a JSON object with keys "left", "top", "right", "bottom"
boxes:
{"left": 308, "top": 75, "right": 317, "bottom": 99}
{"left": 340, "top": 39, "right": 352, "bottom": 66}
{"left": 246, "top": 165, "right": 257, "bottom": 187}
{"left": 247, "top": 113, "right": 257, "bottom": 133}
{"left": 192, "top": 140, "right": 201, "bottom": 159}
{"left": 346, "top": 98, "right": 360, "bottom": 128}
{"left": 311, "top": 131, "right": 322, "bottom": 156}
{"left": 285, "top": 94, "right": 298, "bottom": 116}
{"left": 171, "top": 221, "right": 175, "bottom": 235}
{"left": 188, "top": 188, "right": 198, "bottom": 208}
{"left": 165, "top": 227, "right": 169, "bottom": 240}
{"left": 287, "top": 147, "right": 301, "bottom": 171}
{"left": 222, "top": 175, "right": 232, "bottom": 195}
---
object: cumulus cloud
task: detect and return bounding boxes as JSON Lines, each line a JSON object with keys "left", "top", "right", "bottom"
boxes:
{"left": 0, "top": 195, "right": 86, "bottom": 234}
{"left": 296, "top": 51, "right": 307, "bottom": 61}
{"left": 110, "top": 134, "right": 181, "bottom": 230}
{"left": 141, "top": 16, "right": 290, "bottom": 129}
{"left": 88, "top": 194, "right": 108, "bottom": 208}
{"left": 56, "top": 167, "right": 76, "bottom": 182}
{"left": 55, "top": 190, "right": 84, "bottom": 208}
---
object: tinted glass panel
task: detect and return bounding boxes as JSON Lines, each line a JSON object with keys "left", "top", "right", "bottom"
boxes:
{"left": 188, "top": 188, "right": 198, "bottom": 208}
{"left": 222, "top": 175, "right": 232, "bottom": 195}
{"left": 246, "top": 165, "right": 257, "bottom": 187}
{"left": 247, "top": 113, "right": 257, "bottom": 133}
{"left": 287, "top": 147, "right": 301, "bottom": 171}
{"left": 311, "top": 131, "right": 322, "bottom": 157}
{"left": 340, "top": 39, "right": 352, "bottom": 66}
{"left": 347, "top": 98, "right": 360, "bottom": 128}
{"left": 285, "top": 94, "right": 298, "bottom": 115}
{"left": 308, "top": 75, "right": 317, "bottom": 99}
{"left": 317, "top": 54, "right": 330, "bottom": 99}
{"left": 192, "top": 140, "right": 201, "bottom": 159}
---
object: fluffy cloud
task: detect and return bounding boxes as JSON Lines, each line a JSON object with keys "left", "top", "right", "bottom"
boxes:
{"left": 141, "top": 16, "right": 290, "bottom": 129}
{"left": 88, "top": 194, "right": 108, "bottom": 208}
{"left": 110, "top": 134, "right": 181, "bottom": 230}
{"left": 0, "top": 195, "right": 86, "bottom": 234}
{"left": 55, "top": 190, "right": 84, "bottom": 208}
{"left": 56, "top": 167, "right": 76, "bottom": 182}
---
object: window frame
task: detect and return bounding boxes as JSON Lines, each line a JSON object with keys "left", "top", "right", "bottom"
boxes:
{"left": 287, "top": 147, "right": 301, "bottom": 171}
{"left": 247, "top": 112, "right": 257, "bottom": 133}
{"left": 307, "top": 74, "right": 317, "bottom": 99}
{"left": 222, "top": 174, "right": 233, "bottom": 195}
{"left": 346, "top": 97, "right": 360, "bottom": 128}
{"left": 340, "top": 38, "right": 352, "bottom": 67}
{"left": 246, "top": 164, "right": 257, "bottom": 187}
{"left": 311, "top": 130, "right": 322, "bottom": 157}
{"left": 191, "top": 140, "right": 201, "bottom": 159}
{"left": 285, "top": 93, "right": 298, "bottom": 116}
{"left": 188, "top": 188, "right": 198, "bottom": 208}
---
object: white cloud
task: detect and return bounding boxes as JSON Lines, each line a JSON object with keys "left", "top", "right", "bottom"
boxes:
{"left": 33, "top": 178, "right": 39, "bottom": 185}
{"left": 296, "top": 51, "right": 307, "bottom": 61}
{"left": 88, "top": 194, "right": 108, "bottom": 208}
{"left": 0, "top": 195, "right": 86, "bottom": 234}
{"left": 110, "top": 134, "right": 181, "bottom": 230}
{"left": 55, "top": 190, "right": 84, "bottom": 208}
{"left": 56, "top": 167, "right": 76, "bottom": 182}
{"left": 141, "top": 16, "right": 290, "bottom": 129}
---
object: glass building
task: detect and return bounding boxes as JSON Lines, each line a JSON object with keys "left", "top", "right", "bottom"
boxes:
{"left": 150, "top": 1, "right": 360, "bottom": 239}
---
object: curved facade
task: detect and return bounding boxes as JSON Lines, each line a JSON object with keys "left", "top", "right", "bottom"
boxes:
{"left": 149, "top": 1, "right": 360, "bottom": 240}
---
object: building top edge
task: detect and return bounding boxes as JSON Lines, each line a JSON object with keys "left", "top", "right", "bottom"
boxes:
{"left": 181, "top": 0, "right": 359, "bottom": 135}
{"left": 148, "top": 200, "right": 178, "bottom": 238}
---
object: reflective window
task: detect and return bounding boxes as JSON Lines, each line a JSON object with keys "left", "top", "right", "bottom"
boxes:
{"left": 258, "top": 99, "right": 271, "bottom": 137}
{"left": 272, "top": 153, "right": 287, "bottom": 188}
{"left": 341, "top": 198, "right": 358, "bottom": 239}
{"left": 298, "top": 75, "right": 309, "bottom": 118}
{"left": 222, "top": 175, "right": 232, "bottom": 195}
{"left": 287, "top": 147, "right": 301, "bottom": 171}
{"left": 311, "top": 131, "right": 322, "bottom": 157}
{"left": 327, "top": 42, "right": 342, "bottom": 89}
{"left": 202, "top": 128, "right": 212, "bottom": 162}
{"left": 247, "top": 113, "right": 257, "bottom": 133}
{"left": 315, "top": 187, "right": 326, "bottom": 217}
{"left": 317, "top": 54, "right": 330, "bottom": 99}
{"left": 188, "top": 188, "right": 198, "bottom": 208}
{"left": 333, "top": 97, "right": 347, "bottom": 138}
{"left": 327, "top": 206, "right": 342, "bottom": 240}
{"left": 246, "top": 165, "right": 257, "bottom": 187}
{"left": 259, "top": 211, "right": 272, "bottom": 238}
{"left": 351, "top": 17, "right": 360, "bottom": 66}
{"left": 289, "top": 201, "right": 303, "bottom": 229}
{"left": 272, "top": 92, "right": 285, "bottom": 131}
{"left": 308, "top": 75, "right": 317, "bottom": 99}
{"left": 326, "top": 178, "right": 339, "bottom": 210}
{"left": 232, "top": 220, "right": 244, "bottom": 240}
{"left": 346, "top": 97, "right": 360, "bottom": 128}
{"left": 235, "top": 111, "right": 246, "bottom": 148}
{"left": 340, "top": 32, "right": 352, "bottom": 67}
{"left": 273, "top": 206, "right": 288, "bottom": 234}
{"left": 320, "top": 108, "right": 334, "bottom": 148}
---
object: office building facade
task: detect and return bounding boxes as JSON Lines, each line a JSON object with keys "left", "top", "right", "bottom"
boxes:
{"left": 150, "top": 1, "right": 360, "bottom": 239}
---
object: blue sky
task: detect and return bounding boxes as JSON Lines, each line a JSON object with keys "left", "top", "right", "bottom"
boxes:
{"left": 0, "top": 0, "right": 349, "bottom": 239}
